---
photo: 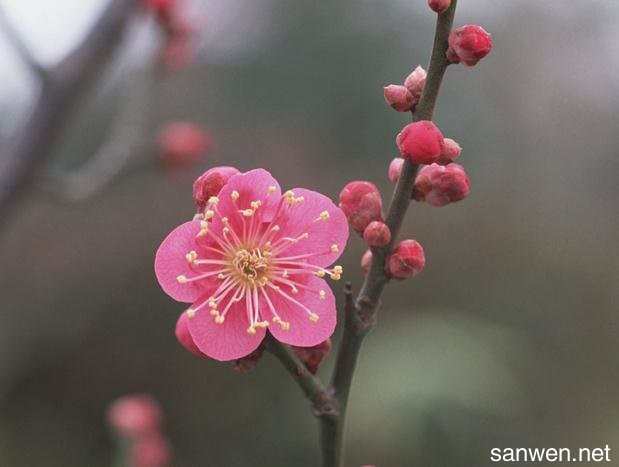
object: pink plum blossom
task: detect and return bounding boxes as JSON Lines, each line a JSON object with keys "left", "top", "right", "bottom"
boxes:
{"left": 155, "top": 169, "right": 349, "bottom": 361}
{"left": 107, "top": 394, "right": 162, "bottom": 438}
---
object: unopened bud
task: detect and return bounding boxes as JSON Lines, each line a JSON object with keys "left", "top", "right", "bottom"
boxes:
{"left": 403, "top": 65, "right": 427, "bottom": 104}
{"left": 175, "top": 312, "right": 207, "bottom": 358}
{"left": 361, "top": 249, "right": 373, "bottom": 275}
{"left": 447, "top": 25, "right": 492, "bottom": 67}
{"left": 388, "top": 157, "right": 405, "bottom": 183}
{"left": 437, "top": 138, "right": 462, "bottom": 165}
{"left": 292, "top": 339, "right": 332, "bottom": 374}
{"left": 158, "top": 122, "right": 211, "bottom": 166}
{"left": 107, "top": 394, "right": 163, "bottom": 439}
{"left": 193, "top": 166, "right": 241, "bottom": 211}
{"left": 233, "top": 345, "right": 265, "bottom": 373}
{"left": 413, "top": 163, "right": 470, "bottom": 207}
{"left": 339, "top": 181, "right": 383, "bottom": 234}
{"left": 428, "top": 0, "right": 451, "bottom": 13}
{"left": 386, "top": 239, "right": 426, "bottom": 280}
{"left": 363, "top": 221, "right": 391, "bottom": 247}
{"left": 383, "top": 85, "right": 414, "bottom": 112}
{"left": 396, "top": 120, "right": 444, "bottom": 165}
{"left": 130, "top": 433, "right": 171, "bottom": 467}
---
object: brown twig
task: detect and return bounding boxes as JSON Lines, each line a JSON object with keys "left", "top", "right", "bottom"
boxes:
{"left": 0, "top": 0, "right": 139, "bottom": 217}
{"left": 319, "top": 3, "right": 459, "bottom": 466}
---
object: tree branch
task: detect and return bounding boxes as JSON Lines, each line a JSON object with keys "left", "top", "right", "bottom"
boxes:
{"left": 320, "top": 3, "right": 459, "bottom": 466}
{"left": 0, "top": 0, "right": 139, "bottom": 218}
{"left": 0, "top": 5, "right": 47, "bottom": 81}
{"left": 266, "top": 336, "right": 339, "bottom": 417}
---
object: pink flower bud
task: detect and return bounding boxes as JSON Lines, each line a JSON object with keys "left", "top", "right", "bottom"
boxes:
{"left": 388, "top": 157, "right": 405, "bottom": 183}
{"left": 403, "top": 65, "right": 427, "bottom": 104}
{"left": 396, "top": 120, "right": 444, "bottom": 165}
{"left": 447, "top": 25, "right": 492, "bottom": 67}
{"left": 437, "top": 138, "right": 462, "bottom": 165}
{"left": 192, "top": 166, "right": 241, "bottom": 211}
{"left": 175, "top": 312, "right": 206, "bottom": 358}
{"left": 130, "top": 433, "right": 171, "bottom": 467}
{"left": 386, "top": 239, "right": 426, "bottom": 279}
{"left": 233, "top": 346, "right": 265, "bottom": 373}
{"left": 428, "top": 0, "right": 451, "bottom": 13}
{"left": 413, "top": 163, "right": 470, "bottom": 207}
{"left": 158, "top": 122, "right": 211, "bottom": 166}
{"left": 383, "top": 85, "right": 414, "bottom": 112}
{"left": 107, "top": 395, "right": 162, "bottom": 438}
{"left": 339, "top": 181, "right": 383, "bottom": 234}
{"left": 363, "top": 221, "right": 391, "bottom": 247}
{"left": 361, "top": 249, "right": 373, "bottom": 275}
{"left": 292, "top": 339, "right": 332, "bottom": 374}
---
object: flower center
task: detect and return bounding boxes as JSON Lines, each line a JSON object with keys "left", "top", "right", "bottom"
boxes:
{"left": 231, "top": 248, "right": 270, "bottom": 286}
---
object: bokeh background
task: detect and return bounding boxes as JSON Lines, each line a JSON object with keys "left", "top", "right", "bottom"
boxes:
{"left": 1, "top": 1, "right": 618, "bottom": 466}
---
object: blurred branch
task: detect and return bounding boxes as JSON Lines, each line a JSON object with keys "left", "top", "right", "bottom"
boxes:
{"left": 0, "top": 5, "right": 47, "bottom": 81}
{"left": 0, "top": 0, "right": 139, "bottom": 218}
{"left": 320, "top": 3, "right": 459, "bottom": 466}
{"left": 43, "top": 71, "right": 152, "bottom": 201}
{"left": 265, "top": 336, "right": 338, "bottom": 418}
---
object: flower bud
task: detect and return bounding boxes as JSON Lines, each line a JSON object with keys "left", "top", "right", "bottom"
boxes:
{"left": 428, "top": 0, "right": 451, "bottom": 13}
{"left": 233, "top": 345, "right": 265, "bottom": 373}
{"left": 437, "top": 138, "right": 462, "bottom": 165}
{"left": 383, "top": 85, "right": 414, "bottom": 112}
{"left": 386, "top": 239, "right": 426, "bottom": 279}
{"left": 193, "top": 166, "right": 241, "bottom": 211}
{"left": 403, "top": 65, "right": 427, "bottom": 104}
{"left": 158, "top": 122, "right": 211, "bottom": 166}
{"left": 413, "top": 163, "right": 470, "bottom": 207}
{"left": 175, "top": 312, "right": 206, "bottom": 358}
{"left": 396, "top": 120, "right": 444, "bottom": 165}
{"left": 361, "top": 249, "right": 373, "bottom": 275}
{"left": 130, "top": 433, "right": 171, "bottom": 467}
{"left": 107, "top": 394, "right": 162, "bottom": 438}
{"left": 363, "top": 221, "right": 391, "bottom": 247}
{"left": 388, "top": 157, "right": 405, "bottom": 183}
{"left": 292, "top": 339, "right": 332, "bottom": 374}
{"left": 447, "top": 25, "right": 492, "bottom": 67}
{"left": 339, "top": 181, "right": 383, "bottom": 234}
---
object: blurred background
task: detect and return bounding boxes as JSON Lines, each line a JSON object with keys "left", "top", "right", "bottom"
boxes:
{"left": 0, "top": 0, "right": 618, "bottom": 466}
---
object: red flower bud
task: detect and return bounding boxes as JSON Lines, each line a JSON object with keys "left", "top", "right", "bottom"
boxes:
{"left": 193, "top": 166, "right": 241, "bottom": 211}
{"left": 363, "top": 221, "right": 391, "bottom": 247}
{"left": 233, "top": 345, "right": 265, "bottom": 373}
{"left": 388, "top": 157, "right": 405, "bottom": 183}
{"left": 413, "top": 163, "right": 470, "bottom": 207}
{"left": 403, "top": 65, "right": 427, "bottom": 104}
{"left": 175, "top": 312, "right": 206, "bottom": 358}
{"left": 386, "top": 239, "right": 426, "bottom": 280}
{"left": 437, "top": 138, "right": 462, "bottom": 165}
{"left": 158, "top": 122, "right": 211, "bottom": 166}
{"left": 383, "top": 85, "right": 414, "bottom": 112}
{"left": 361, "top": 249, "right": 373, "bottom": 275}
{"left": 130, "top": 433, "right": 171, "bottom": 467}
{"left": 292, "top": 339, "right": 332, "bottom": 374}
{"left": 428, "top": 0, "right": 451, "bottom": 13}
{"left": 447, "top": 25, "right": 492, "bottom": 67}
{"left": 339, "top": 181, "right": 383, "bottom": 234}
{"left": 396, "top": 120, "right": 444, "bottom": 165}
{"left": 107, "top": 395, "right": 162, "bottom": 439}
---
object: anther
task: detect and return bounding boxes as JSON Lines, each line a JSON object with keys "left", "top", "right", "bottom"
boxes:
{"left": 309, "top": 312, "right": 319, "bottom": 322}
{"left": 318, "top": 210, "right": 330, "bottom": 221}
{"left": 177, "top": 275, "right": 188, "bottom": 283}
{"left": 319, "top": 290, "right": 326, "bottom": 300}
{"left": 242, "top": 209, "right": 254, "bottom": 217}
{"left": 186, "top": 308, "right": 196, "bottom": 318}
{"left": 204, "top": 210, "right": 214, "bottom": 220}
{"left": 193, "top": 213, "right": 205, "bottom": 221}
{"left": 246, "top": 326, "right": 257, "bottom": 335}
{"left": 330, "top": 244, "right": 339, "bottom": 253}
{"left": 215, "top": 315, "right": 225, "bottom": 324}
{"left": 186, "top": 251, "right": 198, "bottom": 263}
{"left": 231, "top": 191, "right": 240, "bottom": 200}
{"left": 267, "top": 186, "right": 277, "bottom": 194}
{"left": 208, "top": 196, "right": 219, "bottom": 205}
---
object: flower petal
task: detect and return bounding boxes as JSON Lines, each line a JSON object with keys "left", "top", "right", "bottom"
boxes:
{"left": 262, "top": 276, "right": 336, "bottom": 347}
{"left": 274, "top": 188, "right": 349, "bottom": 267}
{"left": 214, "top": 169, "right": 282, "bottom": 231}
{"left": 155, "top": 221, "right": 215, "bottom": 303}
{"left": 188, "top": 295, "right": 267, "bottom": 361}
